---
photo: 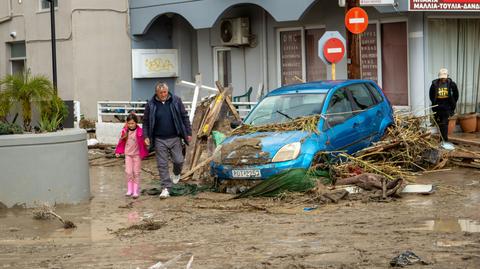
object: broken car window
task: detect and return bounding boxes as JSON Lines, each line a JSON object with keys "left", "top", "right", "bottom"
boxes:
{"left": 348, "top": 83, "right": 376, "bottom": 110}
{"left": 325, "top": 88, "right": 353, "bottom": 127}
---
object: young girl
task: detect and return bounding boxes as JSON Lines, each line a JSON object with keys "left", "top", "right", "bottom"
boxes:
{"left": 115, "top": 113, "right": 148, "bottom": 198}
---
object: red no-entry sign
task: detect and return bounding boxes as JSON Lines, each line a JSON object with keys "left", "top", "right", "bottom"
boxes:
{"left": 323, "top": 38, "right": 345, "bottom": 64}
{"left": 345, "top": 7, "right": 369, "bottom": 34}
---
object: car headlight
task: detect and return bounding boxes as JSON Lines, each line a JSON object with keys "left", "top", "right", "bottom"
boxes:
{"left": 272, "top": 142, "right": 301, "bottom": 163}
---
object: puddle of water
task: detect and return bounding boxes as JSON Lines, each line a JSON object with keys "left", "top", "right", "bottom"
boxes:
{"left": 419, "top": 219, "right": 480, "bottom": 233}
{"left": 435, "top": 240, "right": 475, "bottom": 247}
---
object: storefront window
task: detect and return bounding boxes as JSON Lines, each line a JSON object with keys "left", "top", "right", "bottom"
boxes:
{"left": 279, "top": 28, "right": 327, "bottom": 86}
{"left": 428, "top": 18, "right": 480, "bottom": 113}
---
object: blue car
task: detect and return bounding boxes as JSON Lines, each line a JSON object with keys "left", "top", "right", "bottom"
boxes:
{"left": 211, "top": 80, "right": 394, "bottom": 180}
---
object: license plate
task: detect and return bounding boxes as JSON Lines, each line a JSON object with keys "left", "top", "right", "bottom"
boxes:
{"left": 231, "top": 169, "right": 261, "bottom": 179}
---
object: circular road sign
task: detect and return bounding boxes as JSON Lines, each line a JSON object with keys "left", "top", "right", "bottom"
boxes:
{"left": 345, "top": 7, "right": 369, "bottom": 34}
{"left": 323, "top": 38, "right": 345, "bottom": 64}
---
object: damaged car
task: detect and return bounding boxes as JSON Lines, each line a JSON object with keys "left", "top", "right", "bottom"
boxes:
{"left": 212, "top": 80, "right": 394, "bottom": 180}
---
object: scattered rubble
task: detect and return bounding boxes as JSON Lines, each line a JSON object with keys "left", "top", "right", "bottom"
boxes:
{"left": 33, "top": 204, "right": 76, "bottom": 229}
{"left": 111, "top": 219, "right": 166, "bottom": 238}
{"left": 390, "top": 250, "right": 430, "bottom": 267}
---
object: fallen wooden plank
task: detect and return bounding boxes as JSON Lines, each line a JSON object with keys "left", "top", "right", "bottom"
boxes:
{"left": 450, "top": 160, "right": 480, "bottom": 169}
{"left": 181, "top": 154, "right": 216, "bottom": 180}
{"left": 448, "top": 149, "right": 480, "bottom": 159}
{"left": 198, "top": 92, "right": 226, "bottom": 138}
{"left": 449, "top": 137, "right": 480, "bottom": 147}
{"left": 216, "top": 81, "right": 241, "bottom": 121}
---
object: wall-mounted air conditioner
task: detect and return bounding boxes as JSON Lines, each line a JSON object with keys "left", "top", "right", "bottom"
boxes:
{"left": 220, "top": 17, "right": 250, "bottom": 46}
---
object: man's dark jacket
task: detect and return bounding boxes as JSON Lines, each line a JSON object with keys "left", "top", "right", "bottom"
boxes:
{"left": 143, "top": 93, "right": 192, "bottom": 150}
{"left": 429, "top": 78, "right": 459, "bottom": 113}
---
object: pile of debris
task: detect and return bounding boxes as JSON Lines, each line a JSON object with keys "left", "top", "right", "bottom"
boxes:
{"left": 319, "top": 113, "right": 470, "bottom": 181}
{"left": 182, "top": 82, "right": 241, "bottom": 182}
{"left": 231, "top": 114, "right": 321, "bottom": 135}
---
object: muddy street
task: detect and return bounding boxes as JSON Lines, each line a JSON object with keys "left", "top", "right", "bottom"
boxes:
{"left": 1, "top": 159, "right": 480, "bottom": 268}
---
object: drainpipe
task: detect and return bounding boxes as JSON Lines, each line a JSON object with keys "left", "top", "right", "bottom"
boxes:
{"left": 0, "top": 0, "right": 13, "bottom": 23}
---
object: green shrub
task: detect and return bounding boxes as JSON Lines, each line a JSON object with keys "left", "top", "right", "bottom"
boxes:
{"left": 0, "top": 70, "right": 54, "bottom": 131}
{"left": 0, "top": 122, "right": 23, "bottom": 135}
{"left": 38, "top": 95, "right": 68, "bottom": 133}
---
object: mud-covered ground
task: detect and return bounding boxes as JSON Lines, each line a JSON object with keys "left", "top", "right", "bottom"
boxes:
{"left": 1, "top": 156, "right": 480, "bottom": 269}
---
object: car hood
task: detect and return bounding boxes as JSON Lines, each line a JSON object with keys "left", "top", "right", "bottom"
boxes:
{"left": 219, "top": 131, "right": 312, "bottom": 163}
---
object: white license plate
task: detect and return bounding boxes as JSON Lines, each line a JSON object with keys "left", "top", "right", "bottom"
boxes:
{"left": 231, "top": 169, "right": 262, "bottom": 178}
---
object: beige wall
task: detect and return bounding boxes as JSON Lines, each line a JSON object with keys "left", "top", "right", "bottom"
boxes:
{"left": 71, "top": 4, "right": 131, "bottom": 117}
{"left": 0, "top": 0, "right": 131, "bottom": 119}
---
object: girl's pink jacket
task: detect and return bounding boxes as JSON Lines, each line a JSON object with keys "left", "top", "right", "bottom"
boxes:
{"left": 114, "top": 126, "right": 149, "bottom": 159}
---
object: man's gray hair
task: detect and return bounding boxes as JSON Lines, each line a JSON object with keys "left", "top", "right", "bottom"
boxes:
{"left": 155, "top": 81, "right": 168, "bottom": 90}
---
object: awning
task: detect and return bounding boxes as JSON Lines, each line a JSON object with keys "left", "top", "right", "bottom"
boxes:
{"left": 130, "top": 0, "right": 317, "bottom": 35}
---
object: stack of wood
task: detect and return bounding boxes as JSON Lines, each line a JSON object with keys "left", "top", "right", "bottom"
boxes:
{"left": 448, "top": 148, "right": 480, "bottom": 169}
{"left": 181, "top": 81, "right": 241, "bottom": 182}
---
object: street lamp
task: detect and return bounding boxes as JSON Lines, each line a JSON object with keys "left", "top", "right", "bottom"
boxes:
{"left": 47, "top": 0, "right": 57, "bottom": 95}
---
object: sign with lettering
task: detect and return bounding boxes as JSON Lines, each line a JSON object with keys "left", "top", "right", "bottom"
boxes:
{"left": 132, "top": 49, "right": 178, "bottom": 78}
{"left": 409, "top": 0, "right": 480, "bottom": 11}
{"left": 280, "top": 30, "right": 303, "bottom": 85}
{"left": 360, "top": 0, "right": 395, "bottom": 5}
{"left": 360, "top": 24, "right": 378, "bottom": 82}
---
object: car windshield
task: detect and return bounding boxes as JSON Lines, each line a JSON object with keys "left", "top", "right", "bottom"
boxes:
{"left": 244, "top": 93, "right": 326, "bottom": 126}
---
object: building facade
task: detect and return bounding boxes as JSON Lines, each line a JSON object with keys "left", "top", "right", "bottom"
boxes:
{"left": 129, "top": 0, "right": 480, "bottom": 114}
{"left": 0, "top": 0, "right": 132, "bottom": 118}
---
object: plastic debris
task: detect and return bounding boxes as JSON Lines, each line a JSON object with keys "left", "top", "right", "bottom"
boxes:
{"left": 390, "top": 250, "right": 429, "bottom": 267}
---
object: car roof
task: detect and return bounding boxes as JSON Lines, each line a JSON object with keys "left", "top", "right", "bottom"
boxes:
{"left": 267, "top": 79, "right": 374, "bottom": 96}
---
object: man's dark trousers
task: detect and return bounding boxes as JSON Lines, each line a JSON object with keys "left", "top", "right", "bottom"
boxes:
{"left": 434, "top": 109, "right": 450, "bottom": 142}
{"left": 154, "top": 137, "right": 184, "bottom": 190}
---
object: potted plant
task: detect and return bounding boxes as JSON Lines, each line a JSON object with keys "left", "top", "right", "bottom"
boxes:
{"left": 477, "top": 113, "right": 480, "bottom": 133}
{"left": 0, "top": 70, "right": 90, "bottom": 208}
{"left": 0, "top": 69, "right": 64, "bottom": 132}
{"left": 458, "top": 112, "right": 477, "bottom": 133}
{"left": 448, "top": 115, "right": 457, "bottom": 135}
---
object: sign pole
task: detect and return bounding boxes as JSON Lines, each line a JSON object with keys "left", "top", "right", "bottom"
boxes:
{"left": 332, "top": 63, "right": 336, "bottom": 81}
{"left": 346, "top": 0, "right": 361, "bottom": 79}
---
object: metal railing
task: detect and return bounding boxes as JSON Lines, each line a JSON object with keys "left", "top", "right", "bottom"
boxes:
{"left": 97, "top": 100, "right": 257, "bottom": 123}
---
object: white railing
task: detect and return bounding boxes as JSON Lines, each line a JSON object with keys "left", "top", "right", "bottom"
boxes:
{"left": 97, "top": 100, "right": 256, "bottom": 123}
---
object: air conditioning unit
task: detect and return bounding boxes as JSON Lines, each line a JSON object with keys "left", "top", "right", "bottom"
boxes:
{"left": 220, "top": 17, "right": 250, "bottom": 46}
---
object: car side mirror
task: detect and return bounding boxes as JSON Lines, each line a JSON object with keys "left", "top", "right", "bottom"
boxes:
{"left": 230, "top": 120, "right": 242, "bottom": 129}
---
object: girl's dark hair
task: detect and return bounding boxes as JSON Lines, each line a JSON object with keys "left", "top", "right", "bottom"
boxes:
{"left": 126, "top": 112, "right": 138, "bottom": 123}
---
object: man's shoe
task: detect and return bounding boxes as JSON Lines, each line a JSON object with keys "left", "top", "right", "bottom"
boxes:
{"left": 441, "top": 142, "right": 455, "bottom": 150}
{"left": 159, "top": 188, "right": 170, "bottom": 199}
{"left": 171, "top": 174, "right": 181, "bottom": 184}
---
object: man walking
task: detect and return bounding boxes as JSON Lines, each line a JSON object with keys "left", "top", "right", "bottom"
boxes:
{"left": 429, "top": 68, "right": 459, "bottom": 150}
{"left": 143, "top": 82, "right": 192, "bottom": 198}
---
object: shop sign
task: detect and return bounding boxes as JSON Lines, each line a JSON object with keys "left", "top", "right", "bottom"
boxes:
{"left": 360, "top": 25, "right": 378, "bottom": 82}
{"left": 360, "top": 0, "right": 395, "bottom": 5}
{"left": 132, "top": 49, "right": 178, "bottom": 78}
{"left": 409, "top": 0, "right": 480, "bottom": 11}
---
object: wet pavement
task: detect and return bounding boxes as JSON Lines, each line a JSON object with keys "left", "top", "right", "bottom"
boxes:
{"left": 1, "top": 159, "right": 480, "bottom": 268}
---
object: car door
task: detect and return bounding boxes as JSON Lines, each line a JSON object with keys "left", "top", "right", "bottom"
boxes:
{"left": 323, "top": 88, "right": 361, "bottom": 154}
{"left": 346, "top": 83, "right": 380, "bottom": 148}
{"left": 365, "top": 82, "right": 390, "bottom": 138}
